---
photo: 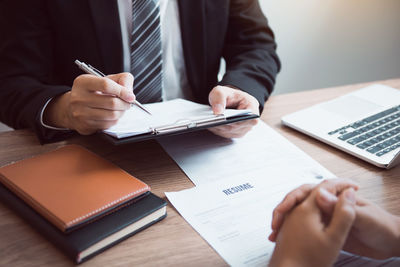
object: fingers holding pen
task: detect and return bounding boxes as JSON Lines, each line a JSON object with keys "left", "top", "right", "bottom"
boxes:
{"left": 66, "top": 104, "right": 124, "bottom": 134}
{"left": 74, "top": 74, "right": 135, "bottom": 103}
{"left": 65, "top": 74, "right": 136, "bottom": 134}
{"left": 74, "top": 90, "right": 131, "bottom": 111}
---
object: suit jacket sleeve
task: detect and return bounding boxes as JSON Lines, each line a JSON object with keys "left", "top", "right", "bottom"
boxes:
{"left": 0, "top": 0, "right": 73, "bottom": 143}
{"left": 219, "top": 0, "right": 281, "bottom": 111}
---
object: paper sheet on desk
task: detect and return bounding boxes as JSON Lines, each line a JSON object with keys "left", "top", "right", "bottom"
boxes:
{"left": 159, "top": 121, "right": 334, "bottom": 186}
{"left": 166, "top": 170, "right": 324, "bottom": 267}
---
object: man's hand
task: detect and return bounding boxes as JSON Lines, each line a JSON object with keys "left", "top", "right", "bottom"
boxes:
{"left": 269, "top": 186, "right": 356, "bottom": 267}
{"left": 43, "top": 73, "right": 135, "bottom": 135}
{"left": 208, "top": 85, "right": 259, "bottom": 138}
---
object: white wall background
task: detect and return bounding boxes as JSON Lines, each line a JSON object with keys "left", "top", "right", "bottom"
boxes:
{"left": 259, "top": 0, "right": 400, "bottom": 95}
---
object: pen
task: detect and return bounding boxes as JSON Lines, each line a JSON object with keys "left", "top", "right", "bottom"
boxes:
{"left": 74, "top": 60, "right": 152, "bottom": 115}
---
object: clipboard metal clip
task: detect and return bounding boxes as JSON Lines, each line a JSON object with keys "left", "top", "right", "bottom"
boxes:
{"left": 150, "top": 114, "right": 226, "bottom": 135}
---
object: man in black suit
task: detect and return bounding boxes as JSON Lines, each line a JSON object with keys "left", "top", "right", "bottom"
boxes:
{"left": 0, "top": 0, "right": 280, "bottom": 143}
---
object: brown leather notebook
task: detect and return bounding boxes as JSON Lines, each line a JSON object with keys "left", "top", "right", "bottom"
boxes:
{"left": 0, "top": 145, "right": 150, "bottom": 233}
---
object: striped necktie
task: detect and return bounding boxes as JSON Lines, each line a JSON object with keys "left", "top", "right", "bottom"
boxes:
{"left": 131, "top": 0, "right": 163, "bottom": 103}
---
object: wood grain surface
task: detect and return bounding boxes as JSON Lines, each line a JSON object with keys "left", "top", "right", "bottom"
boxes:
{"left": 0, "top": 79, "right": 399, "bottom": 266}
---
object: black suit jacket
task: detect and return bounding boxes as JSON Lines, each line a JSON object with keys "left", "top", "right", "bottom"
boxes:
{"left": 0, "top": 0, "right": 280, "bottom": 143}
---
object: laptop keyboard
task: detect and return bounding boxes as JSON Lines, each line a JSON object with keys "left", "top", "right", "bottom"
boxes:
{"left": 328, "top": 105, "right": 400, "bottom": 157}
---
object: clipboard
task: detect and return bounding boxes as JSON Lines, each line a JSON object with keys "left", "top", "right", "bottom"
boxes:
{"left": 101, "top": 112, "right": 259, "bottom": 145}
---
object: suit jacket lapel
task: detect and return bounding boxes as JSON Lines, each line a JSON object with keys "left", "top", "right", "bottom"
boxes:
{"left": 88, "top": 0, "right": 123, "bottom": 74}
{"left": 178, "top": 0, "right": 206, "bottom": 99}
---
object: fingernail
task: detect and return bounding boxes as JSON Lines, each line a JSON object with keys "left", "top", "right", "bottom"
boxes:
{"left": 344, "top": 188, "right": 356, "bottom": 204}
{"left": 268, "top": 232, "right": 274, "bottom": 241}
{"left": 214, "top": 104, "right": 224, "bottom": 114}
{"left": 319, "top": 188, "right": 336, "bottom": 203}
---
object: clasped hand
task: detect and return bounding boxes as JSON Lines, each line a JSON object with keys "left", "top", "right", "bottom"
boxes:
{"left": 269, "top": 178, "right": 400, "bottom": 267}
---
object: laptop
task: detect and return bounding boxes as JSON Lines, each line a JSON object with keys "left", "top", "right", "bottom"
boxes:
{"left": 281, "top": 84, "right": 400, "bottom": 169}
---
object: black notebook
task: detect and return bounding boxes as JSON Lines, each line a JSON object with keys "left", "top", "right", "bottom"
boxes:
{"left": 0, "top": 183, "right": 167, "bottom": 264}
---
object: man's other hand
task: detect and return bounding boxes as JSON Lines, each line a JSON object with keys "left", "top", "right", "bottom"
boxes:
{"left": 208, "top": 85, "right": 259, "bottom": 138}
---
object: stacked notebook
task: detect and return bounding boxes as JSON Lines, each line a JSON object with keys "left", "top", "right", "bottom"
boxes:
{"left": 0, "top": 145, "right": 167, "bottom": 264}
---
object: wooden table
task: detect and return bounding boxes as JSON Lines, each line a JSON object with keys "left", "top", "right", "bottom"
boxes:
{"left": 0, "top": 79, "right": 399, "bottom": 266}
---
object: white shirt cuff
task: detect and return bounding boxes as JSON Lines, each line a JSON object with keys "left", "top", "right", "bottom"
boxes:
{"left": 40, "top": 98, "right": 70, "bottom": 131}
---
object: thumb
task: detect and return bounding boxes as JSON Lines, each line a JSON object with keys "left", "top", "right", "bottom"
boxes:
{"left": 316, "top": 187, "right": 338, "bottom": 215}
{"left": 107, "top": 73, "right": 135, "bottom": 102}
{"left": 209, "top": 86, "right": 227, "bottom": 115}
{"left": 326, "top": 188, "right": 356, "bottom": 245}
